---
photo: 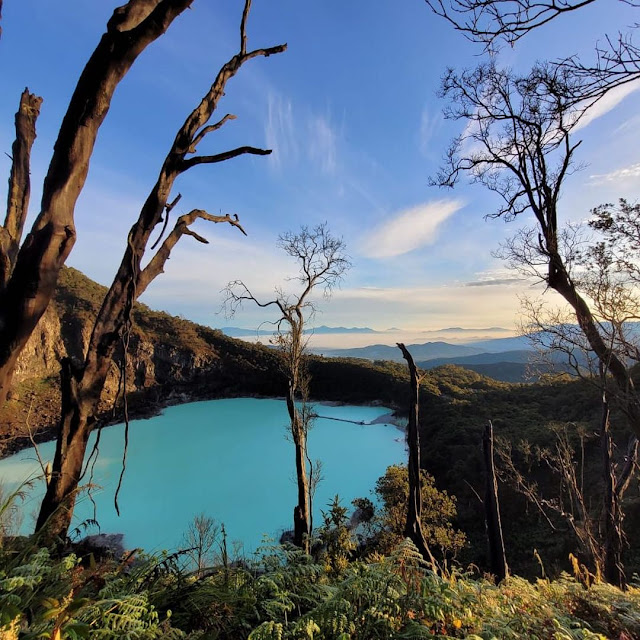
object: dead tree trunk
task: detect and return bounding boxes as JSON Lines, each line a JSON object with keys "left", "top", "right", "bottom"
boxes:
{"left": 483, "top": 421, "right": 508, "bottom": 581}
{"left": 397, "top": 343, "right": 436, "bottom": 566}
{"left": 1, "top": 90, "right": 42, "bottom": 290}
{"left": 35, "top": 1, "right": 285, "bottom": 540}
{"left": 288, "top": 382, "right": 311, "bottom": 551}
{"left": 0, "top": 0, "right": 195, "bottom": 406}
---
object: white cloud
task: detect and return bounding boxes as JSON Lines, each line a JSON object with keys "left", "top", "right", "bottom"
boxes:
{"left": 359, "top": 199, "right": 465, "bottom": 258}
{"left": 589, "top": 161, "right": 640, "bottom": 185}
{"left": 572, "top": 80, "right": 640, "bottom": 133}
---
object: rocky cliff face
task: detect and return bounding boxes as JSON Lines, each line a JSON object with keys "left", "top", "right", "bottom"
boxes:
{"left": 13, "top": 290, "right": 223, "bottom": 401}
{"left": 13, "top": 305, "right": 66, "bottom": 385}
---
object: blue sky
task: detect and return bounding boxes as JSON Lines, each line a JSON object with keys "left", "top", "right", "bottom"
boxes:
{"left": 2, "top": 0, "right": 640, "bottom": 342}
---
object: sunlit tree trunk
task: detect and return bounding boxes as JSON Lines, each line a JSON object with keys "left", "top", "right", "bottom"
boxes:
{"left": 483, "top": 421, "right": 508, "bottom": 581}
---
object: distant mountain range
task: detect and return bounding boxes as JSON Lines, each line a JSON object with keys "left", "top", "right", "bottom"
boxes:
{"left": 464, "top": 335, "right": 533, "bottom": 352}
{"left": 308, "top": 335, "right": 586, "bottom": 382}
{"left": 313, "top": 341, "right": 486, "bottom": 362}
{"left": 417, "top": 349, "right": 535, "bottom": 367}
{"left": 221, "top": 325, "right": 380, "bottom": 337}
{"left": 220, "top": 325, "right": 609, "bottom": 383}
{"left": 223, "top": 325, "right": 513, "bottom": 340}
{"left": 426, "top": 327, "right": 509, "bottom": 334}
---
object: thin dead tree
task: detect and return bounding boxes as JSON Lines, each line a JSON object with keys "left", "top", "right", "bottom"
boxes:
{"left": 224, "top": 224, "right": 350, "bottom": 551}
{"left": 35, "top": 0, "right": 286, "bottom": 540}
{"left": 0, "top": 0, "right": 196, "bottom": 406}
{"left": 396, "top": 343, "right": 437, "bottom": 567}
{"left": 599, "top": 366, "right": 638, "bottom": 587}
{"left": 483, "top": 421, "right": 508, "bottom": 581}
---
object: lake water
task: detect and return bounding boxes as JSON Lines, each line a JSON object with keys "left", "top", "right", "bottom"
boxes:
{"left": 0, "top": 398, "right": 405, "bottom": 552}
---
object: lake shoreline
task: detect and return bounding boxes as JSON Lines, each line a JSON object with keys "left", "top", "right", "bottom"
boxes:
{"left": 1, "top": 391, "right": 405, "bottom": 459}
{"left": 1, "top": 399, "right": 407, "bottom": 552}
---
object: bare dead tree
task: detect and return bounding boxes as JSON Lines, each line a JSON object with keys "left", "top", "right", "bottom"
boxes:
{"left": 224, "top": 224, "right": 350, "bottom": 551}
{"left": 35, "top": 0, "right": 286, "bottom": 541}
{"left": 0, "top": 1, "right": 197, "bottom": 406}
{"left": 396, "top": 343, "right": 437, "bottom": 567}
{"left": 483, "top": 421, "right": 508, "bottom": 581}
{"left": 437, "top": 63, "right": 640, "bottom": 583}
{"left": 434, "top": 61, "right": 640, "bottom": 444}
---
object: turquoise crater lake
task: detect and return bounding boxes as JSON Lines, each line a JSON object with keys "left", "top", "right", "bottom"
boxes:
{"left": 0, "top": 398, "right": 405, "bottom": 552}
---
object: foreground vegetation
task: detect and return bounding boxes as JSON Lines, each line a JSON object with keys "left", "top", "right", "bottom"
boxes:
{"left": 2, "top": 531, "right": 640, "bottom": 639}
{"left": 2, "top": 477, "right": 639, "bottom": 639}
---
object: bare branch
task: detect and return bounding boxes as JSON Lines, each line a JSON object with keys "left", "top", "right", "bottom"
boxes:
{"left": 426, "top": 0, "right": 640, "bottom": 107}
{"left": 615, "top": 435, "right": 639, "bottom": 498}
{"left": 189, "top": 114, "right": 236, "bottom": 153}
{"left": 182, "top": 145, "right": 272, "bottom": 171}
{"left": 150, "top": 192, "right": 182, "bottom": 251}
{"left": 138, "top": 210, "right": 247, "bottom": 295}
{"left": 426, "top": 0, "right": 598, "bottom": 49}
{"left": 240, "top": 0, "right": 251, "bottom": 55}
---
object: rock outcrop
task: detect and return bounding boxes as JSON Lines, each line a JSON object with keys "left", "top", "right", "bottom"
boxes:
{"left": 1, "top": 267, "right": 283, "bottom": 454}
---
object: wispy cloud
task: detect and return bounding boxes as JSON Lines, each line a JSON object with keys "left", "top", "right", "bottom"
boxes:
{"left": 464, "top": 267, "right": 527, "bottom": 287}
{"left": 589, "top": 161, "right": 640, "bottom": 185}
{"left": 265, "top": 92, "right": 298, "bottom": 169}
{"left": 466, "top": 277, "right": 525, "bottom": 287}
{"left": 573, "top": 80, "right": 640, "bottom": 133}
{"left": 359, "top": 199, "right": 465, "bottom": 259}
{"left": 419, "top": 107, "right": 441, "bottom": 156}
{"left": 264, "top": 92, "right": 340, "bottom": 174}
{"left": 308, "top": 114, "right": 337, "bottom": 174}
